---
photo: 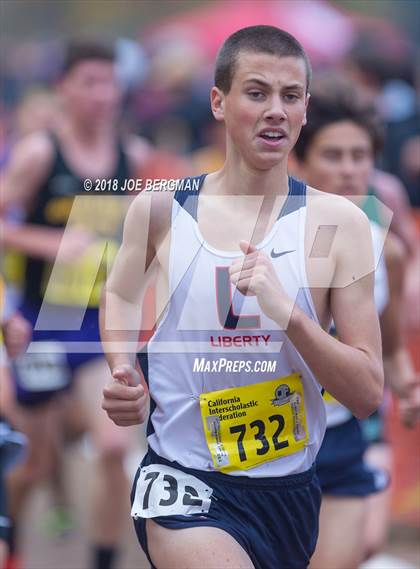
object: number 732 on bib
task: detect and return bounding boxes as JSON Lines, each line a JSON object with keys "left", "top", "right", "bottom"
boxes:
{"left": 200, "top": 374, "right": 309, "bottom": 472}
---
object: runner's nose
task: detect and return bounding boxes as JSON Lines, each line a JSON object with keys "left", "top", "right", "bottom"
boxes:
{"left": 264, "top": 96, "right": 287, "bottom": 122}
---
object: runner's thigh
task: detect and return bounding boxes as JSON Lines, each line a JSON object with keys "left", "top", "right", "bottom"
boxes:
{"left": 310, "top": 496, "right": 366, "bottom": 569}
{"left": 146, "top": 520, "right": 255, "bottom": 569}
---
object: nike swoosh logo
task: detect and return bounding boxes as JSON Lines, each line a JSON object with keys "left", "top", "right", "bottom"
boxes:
{"left": 270, "top": 248, "right": 295, "bottom": 258}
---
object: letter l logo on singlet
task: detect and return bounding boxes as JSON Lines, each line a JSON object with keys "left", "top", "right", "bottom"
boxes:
{"left": 215, "top": 267, "right": 261, "bottom": 330}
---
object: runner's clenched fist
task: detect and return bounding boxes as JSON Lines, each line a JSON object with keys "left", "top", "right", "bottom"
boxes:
{"left": 229, "top": 240, "right": 294, "bottom": 328}
{"left": 102, "top": 364, "right": 148, "bottom": 426}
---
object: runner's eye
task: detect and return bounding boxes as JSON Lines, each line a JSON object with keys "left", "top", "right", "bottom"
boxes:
{"left": 353, "top": 149, "right": 370, "bottom": 162}
{"left": 248, "top": 91, "right": 265, "bottom": 100}
{"left": 322, "top": 149, "right": 341, "bottom": 162}
{"left": 284, "top": 93, "right": 299, "bottom": 102}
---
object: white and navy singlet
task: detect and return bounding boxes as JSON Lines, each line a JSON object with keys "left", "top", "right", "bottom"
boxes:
{"left": 139, "top": 175, "right": 326, "bottom": 477}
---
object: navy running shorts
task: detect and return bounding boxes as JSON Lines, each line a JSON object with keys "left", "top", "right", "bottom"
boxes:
{"left": 316, "top": 417, "right": 389, "bottom": 497}
{"left": 131, "top": 447, "right": 321, "bottom": 569}
{"left": 13, "top": 301, "right": 103, "bottom": 406}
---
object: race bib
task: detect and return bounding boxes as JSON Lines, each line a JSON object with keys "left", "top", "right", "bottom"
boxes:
{"left": 131, "top": 464, "right": 213, "bottom": 519}
{"left": 14, "top": 342, "right": 71, "bottom": 391}
{"left": 200, "top": 373, "right": 308, "bottom": 472}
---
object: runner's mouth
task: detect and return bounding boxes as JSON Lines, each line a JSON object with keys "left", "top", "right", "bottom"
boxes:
{"left": 258, "top": 131, "right": 287, "bottom": 146}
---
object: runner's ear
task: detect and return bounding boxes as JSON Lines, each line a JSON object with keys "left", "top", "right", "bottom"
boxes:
{"left": 211, "top": 87, "right": 225, "bottom": 122}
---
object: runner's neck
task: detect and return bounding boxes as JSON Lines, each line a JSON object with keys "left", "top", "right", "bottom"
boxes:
{"left": 205, "top": 160, "right": 289, "bottom": 197}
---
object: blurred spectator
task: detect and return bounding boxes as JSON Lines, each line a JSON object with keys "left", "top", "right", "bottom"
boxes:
{"left": 133, "top": 37, "right": 213, "bottom": 154}
{"left": 345, "top": 33, "right": 419, "bottom": 206}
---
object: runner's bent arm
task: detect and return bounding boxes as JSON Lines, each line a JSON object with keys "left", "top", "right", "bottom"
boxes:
{"left": 99, "top": 192, "right": 169, "bottom": 372}
{"left": 99, "top": 192, "right": 172, "bottom": 425}
{"left": 286, "top": 203, "right": 383, "bottom": 418}
{"left": 2, "top": 222, "right": 75, "bottom": 260}
{"left": 231, "top": 199, "right": 383, "bottom": 418}
{"left": 380, "top": 232, "right": 419, "bottom": 426}
{"left": 0, "top": 133, "right": 67, "bottom": 259}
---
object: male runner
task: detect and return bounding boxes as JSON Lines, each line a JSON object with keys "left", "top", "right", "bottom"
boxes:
{"left": 293, "top": 78, "right": 419, "bottom": 569}
{"left": 1, "top": 41, "right": 150, "bottom": 569}
{"left": 101, "top": 26, "right": 383, "bottom": 569}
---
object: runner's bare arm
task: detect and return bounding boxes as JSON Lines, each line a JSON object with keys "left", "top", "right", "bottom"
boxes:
{"left": 381, "top": 232, "right": 419, "bottom": 426}
{"left": 2, "top": 223, "right": 72, "bottom": 260}
{"left": 100, "top": 192, "right": 172, "bottom": 424}
{"left": 100, "top": 194, "right": 152, "bottom": 372}
{"left": 288, "top": 202, "right": 383, "bottom": 418}
{"left": 0, "top": 132, "right": 53, "bottom": 212}
{"left": 0, "top": 133, "right": 62, "bottom": 258}
{"left": 231, "top": 198, "right": 383, "bottom": 418}
{"left": 99, "top": 191, "right": 170, "bottom": 372}
{"left": 381, "top": 233, "right": 411, "bottom": 391}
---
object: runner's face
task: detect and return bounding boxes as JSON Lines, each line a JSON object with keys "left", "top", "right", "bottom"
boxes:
{"left": 299, "top": 121, "right": 374, "bottom": 196}
{"left": 60, "top": 60, "right": 121, "bottom": 126}
{"left": 212, "top": 52, "right": 309, "bottom": 170}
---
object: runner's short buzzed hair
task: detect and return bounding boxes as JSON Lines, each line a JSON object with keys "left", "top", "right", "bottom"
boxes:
{"left": 215, "top": 25, "right": 312, "bottom": 94}
{"left": 62, "top": 40, "right": 115, "bottom": 75}
{"left": 294, "top": 76, "right": 384, "bottom": 161}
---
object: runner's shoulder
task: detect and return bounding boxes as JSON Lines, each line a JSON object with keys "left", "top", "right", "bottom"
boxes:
{"left": 306, "top": 185, "right": 370, "bottom": 233}
{"left": 128, "top": 171, "right": 202, "bottom": 248}
{"left": 306, "top": 186, "right": 375, "bottom": 287}
{"left": 13, "top": 131, "right": 54, "bottom": 166}
{"left": 1, "top": 131, "right": 55, "bottom": 206}
{"left": 11, "top": 131, "right": 55, "bottom": 171}
{"left": 126, "top": 179, "right": 174, "bottom": 249}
